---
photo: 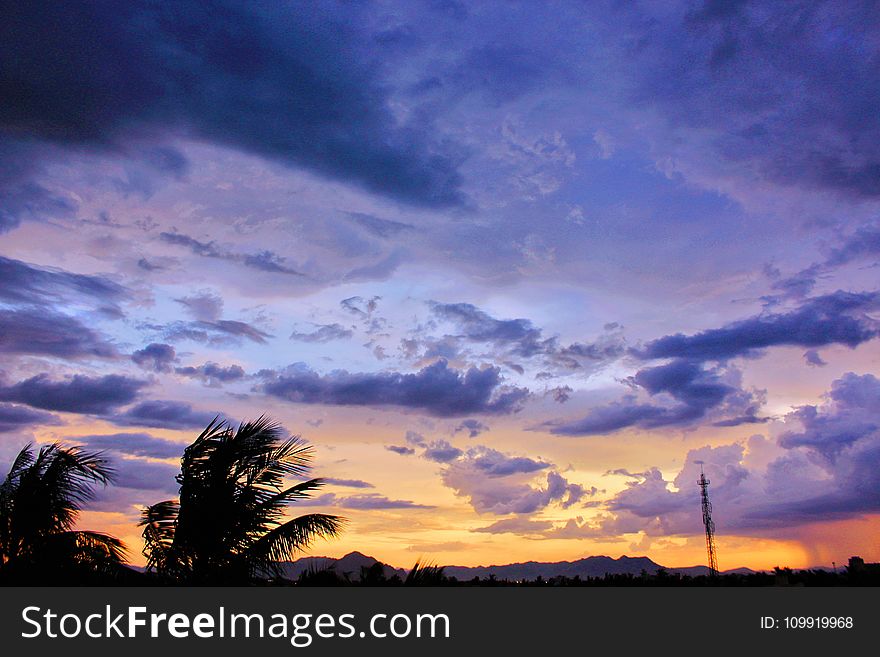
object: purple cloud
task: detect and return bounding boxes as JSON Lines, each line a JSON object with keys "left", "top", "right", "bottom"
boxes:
{"left": 0, "top": 373, "right": 146, "bottom": 414}
{"left": 0, "top": 308, "right": 117, "bottom": 359}
{"left": 108, "top": 400, "right": 217, "bottom": 430}
{"left": 260, "top": 359, "right": 529, "bottom": 417}
{"left": 131, "top": 342, "right": 177, "bottom": 372}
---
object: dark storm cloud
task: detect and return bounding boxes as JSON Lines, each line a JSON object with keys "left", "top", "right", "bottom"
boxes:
{"left": 289, "top": 323, "right": 354, "bottom": 343}
{"left": 160, "top": 232, "right": 304, "bottom": 276}
{"left": 0, "top": 177, "right": 78, "bottom": 234}
{"left": 0, "top": 308, "right": 117, "bottom": 359}
{"left": 131, "top": 343, "right": 177, "bottom": 373}
{"left": 75, "top": 432, "right": 184, "bottom": 459}
{"left": 260, "top": 359, "right": 529, "bottom": 417}
{"left": 0, "top": 403, "right": 60, "bottom": 433}
{"left": 174, "top": 362, "right": 247, "bottom": 384}
{"left": 108, "top": 400, "right": 217, "bottom": 430}
{"left": 629, "top": 1, "right": 880, "bottom": 200}
{"left": 636, "top": 291, "right": 880, "bottom": 361}
{"left": 0, "top": 255, "right": 126, "bottom": 306}
{"left": 0, "top": 374, "right": 146, "bottom": 414}
{"left": 0, "top": 1, "right": 464, "bottom": 208}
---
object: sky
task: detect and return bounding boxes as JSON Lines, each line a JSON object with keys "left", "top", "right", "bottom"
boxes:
{"left": 1, "top": 0, "right": 879, "bottom": 571}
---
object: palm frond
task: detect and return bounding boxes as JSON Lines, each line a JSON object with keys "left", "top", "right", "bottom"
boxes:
{"left": 245, "top": 513, "right": 346, "bottom": 576}
{"left": 139, "top": 500, "right": 180, "bottom": 573}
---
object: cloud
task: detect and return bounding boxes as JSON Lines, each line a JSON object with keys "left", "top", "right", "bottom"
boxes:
{"left": 545, "top": 360, "right": 765, "bottom": 436}
{"left": 74, "top": 432, "right": 185, "bottom": 459}
{"left": 289, "top": 323, "right": 353, "bottom": 343}
{"left": 426, "top": 301, "right": 625, "bottom": 372}
{"left": 423, "top": 439, "right": 464, "bottom": 463}
{"left": 442, "top": 466, "right": 583, "bottom": 515}
{"left": 0, "top": 255, "right": 126, "bottom": 307}
{"left": 175, "top": 291, "right": 224, "bottom": 321}
{"left": 593, "top": 372, "right": 880, "bottom": 537}
{"left": 826, "top": 223, "right": 880, "bottom": 267}
{"left": 322, "top": 478, "right": 374, "bottom": 489}
{"left": 0, "top": 403, "right": 60, "bottom": 433}
{"left": 0, "top": 167, "right": 78, "bottom": 233}
{"left": 472, "top": 517, "right": 554, "bottom": 535}
{"left": 405, "top": 430, "right": 427, "bottom": 447}
{"left": 385, "top": 445, "right": 415, "bottom": 456}
{"left": 462, "top": 446, "right": 550, "bottom": 477}
{"left": 0, "top": 374, "right": 146, "bottom": 414}
{"left": 160, "top": 232, "right": 303, "bottom": 276}
{"left": 174, "top": 362, "right": 247, "bottom": 384}
{"left": 152, "top": 319, "right": 272, "bottom": 346}
{"left": 637, "top": 291, "right": 880, "bottom": 361}
{"left": 765, "top": 263, "right": 823, "bottom": 302}
{"left": 544, "top": 292, "right": 877, "bottom": 437}
{"left": 430, "top": 301, "right": 547, "bottom": 356}
{"left": 335, "top": 494, "right": 433, "bottom": 510}
{"left": 0, "top": 308, "right": 118, "bottom": 359}
{"left": 296, "top": 492, "right": 433, "bottom": 509}
{"left": 340, "top": 295, "right": 380, "bottom": 318}
{"left": 454, "top": 418, "right": 489, "bottom": 438}
{"left": 260, "top": 359, "right": 529, "bottom": 417}
{"left": 131, "top": 343, "right": 177, "bottom": 372}
{"left": 108, "top": 400, "right": 217, "bottom": 430}
{"left": 803, "top": 349, "right": 827, "bottom": 368}
{"left": 344, "top": 212, "right": 415, "bottom": 239}
{"left": 110, "top": 459, "right": 180, "bottom": 492}
{"left": 434, "top": 445, "right": 580, "bottom": 515}
{"left": 624, "top": 1, "right": 880, "bottom": 201}
{"left": 1, "top": 2, "right": 464, "bottom": 208}
{"left": 779, "top": 372, "right": 880, "bottom": 460}
{"left": 405, "top": 541, "right": 469, "bottom": 552}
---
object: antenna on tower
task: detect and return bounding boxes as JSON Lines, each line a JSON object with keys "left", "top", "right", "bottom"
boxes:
{"left": 697, "top": 463, "right": 719, "bottom": 577}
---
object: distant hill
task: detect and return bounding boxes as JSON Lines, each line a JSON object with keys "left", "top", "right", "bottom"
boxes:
{"left": 277, "top": 551, "right": 754, "bottom": 582}
{"left": 276, "top": 550, "right": 407, "bottom": 581}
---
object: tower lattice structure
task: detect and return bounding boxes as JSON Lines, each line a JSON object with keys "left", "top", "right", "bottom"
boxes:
{"left": 698, "top": 465, "right": 719, "bottom": 576}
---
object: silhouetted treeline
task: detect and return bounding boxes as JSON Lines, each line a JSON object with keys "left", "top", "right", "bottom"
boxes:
{"left": 286, "top": 565, "right": 880, "bottom": 587}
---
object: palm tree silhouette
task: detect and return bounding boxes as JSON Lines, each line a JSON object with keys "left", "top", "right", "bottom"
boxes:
{"left": 141, "top": 416, "right": 344, "bottom": 584}
{"left": 0, "top": 443, "right": 125, "bottom": 583}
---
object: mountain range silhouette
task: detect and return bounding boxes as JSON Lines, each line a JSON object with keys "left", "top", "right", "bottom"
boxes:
{"left": 277, "top": 551, "right": 756, "bottom": 581}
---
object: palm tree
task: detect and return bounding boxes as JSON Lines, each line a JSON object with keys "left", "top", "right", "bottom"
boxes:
{"left": 140, "top": 416, "right": 345, "bottom": 584}
{"left": 0, "top": 443, "right": 126, "bottom": 583}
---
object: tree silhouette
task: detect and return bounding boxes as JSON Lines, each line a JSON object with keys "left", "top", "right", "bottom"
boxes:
{"left": 0, "top": 443, "right": 125, "bottom": 583}
{"left": 141, "top": 416, "right": 344, "bottom": 584}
